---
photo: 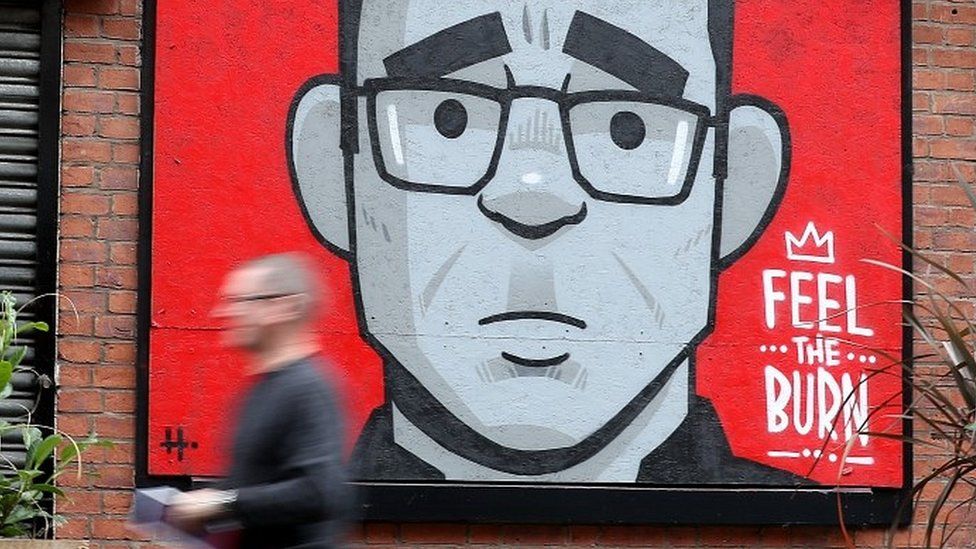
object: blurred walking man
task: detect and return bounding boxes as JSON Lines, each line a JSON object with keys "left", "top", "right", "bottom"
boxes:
{"left": 167, "top": 253, "right": 352, "bottom": 548}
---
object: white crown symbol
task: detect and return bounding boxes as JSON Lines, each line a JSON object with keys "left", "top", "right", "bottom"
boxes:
{"left": 785, "top": 222, "right": 835, "bottom": 264}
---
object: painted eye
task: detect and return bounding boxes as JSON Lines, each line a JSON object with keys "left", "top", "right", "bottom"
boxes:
{"left": 609, "top": 111, "right": 646, "bottom": 150}
{"left": 433, "top": 99, "right": 468, "bottom": 139}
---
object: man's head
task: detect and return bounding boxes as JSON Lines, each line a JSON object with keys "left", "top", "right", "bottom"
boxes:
{"left": 212, "top": 253, "right": 321, "bottom": 353}
{"left": 289, "top": 0, "right": 788, "bottom": 473}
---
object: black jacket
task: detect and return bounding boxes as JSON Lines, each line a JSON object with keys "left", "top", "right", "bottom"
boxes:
{"left": 223, "top": 358, "right": 352, "bottom": 549}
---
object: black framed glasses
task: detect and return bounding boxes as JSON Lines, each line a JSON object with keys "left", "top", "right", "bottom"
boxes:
{"left": 360, "top": 77, "right": 714, "bottom": 205}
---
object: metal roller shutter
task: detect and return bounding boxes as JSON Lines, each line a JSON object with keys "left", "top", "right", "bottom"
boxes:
{"left": 0, "top": 2, "right": 57, "bottom": 468}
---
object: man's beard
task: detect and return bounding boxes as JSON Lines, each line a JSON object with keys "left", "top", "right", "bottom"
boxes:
{"left": 384, "top": 350, "right": 691, "bottom": 476}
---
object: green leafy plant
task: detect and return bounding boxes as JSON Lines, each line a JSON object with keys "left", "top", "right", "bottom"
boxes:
{"left": 0, "top": 290, "right": 110, "bottom": 537}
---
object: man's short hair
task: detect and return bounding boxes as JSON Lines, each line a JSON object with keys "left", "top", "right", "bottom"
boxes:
{"left": 241, "top": 252, "right": 322, "bottom": 320}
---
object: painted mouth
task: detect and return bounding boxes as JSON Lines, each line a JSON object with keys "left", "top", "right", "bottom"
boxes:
{"left": 478, "top": 311, "right": 587, "bottom": 329}
{"left": 501, "top": 351, "right": 570, "bottom": 368}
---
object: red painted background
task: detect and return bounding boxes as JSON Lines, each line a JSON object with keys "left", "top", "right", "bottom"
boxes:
{"left": 149, "top": 0, "right": 903, "bottom": 486}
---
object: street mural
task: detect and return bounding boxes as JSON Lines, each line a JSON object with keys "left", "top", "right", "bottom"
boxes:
{"left": 147, "top": 0, "right": 906, "bottom": 488}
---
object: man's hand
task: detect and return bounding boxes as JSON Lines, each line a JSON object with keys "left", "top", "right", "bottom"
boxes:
{"left": 165, "top": 489, "right": 235, "bottom": 535}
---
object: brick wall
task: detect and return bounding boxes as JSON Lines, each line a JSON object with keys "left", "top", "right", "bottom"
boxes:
{"left": 52, "top": 0, "right": 974, "bottom": 546}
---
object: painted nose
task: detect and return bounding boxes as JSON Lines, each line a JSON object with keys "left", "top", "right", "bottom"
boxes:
{"left": 478, "top": 98, "right": 588, "bottom": 240}
{"left": 477, "top": 193, "right": 586, "bottom": 239}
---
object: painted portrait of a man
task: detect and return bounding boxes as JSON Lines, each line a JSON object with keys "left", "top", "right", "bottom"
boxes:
{"left": 288, "top": 0, "right": 794, "bottom": 483}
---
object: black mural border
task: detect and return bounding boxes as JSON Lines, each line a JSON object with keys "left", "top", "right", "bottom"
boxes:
{"left": 136, "top": 0, "right": 915, "bottom": 525}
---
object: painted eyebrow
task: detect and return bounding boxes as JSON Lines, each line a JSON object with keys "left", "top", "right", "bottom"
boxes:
{"left": 383, "top": 12, "right": 513, "bottom": 78}
{"left": 562, "top": 11, "right": 689, "bottom": 97}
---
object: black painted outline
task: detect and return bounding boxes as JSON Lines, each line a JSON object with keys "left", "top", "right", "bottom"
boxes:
{"left": 479, "top": 311, "right": 587, "bottom": 330}
{"left": 477, "top": 196, "right": 587, "bottom": 239}
{"left": 500, "top": 352, "right": 570, "bottom": 368}
{"left": 136, "top": 0, "right": 915, "bottom": 526}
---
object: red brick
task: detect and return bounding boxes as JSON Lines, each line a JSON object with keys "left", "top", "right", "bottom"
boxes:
{"left": 59, "top": 390, "right": 103, "bottom": 413}
{"left": 946, "top": 116, "right": 975, "bottom": 136}
{"left": 64, "top": 14, "right": 100, "bottom": 37}
{"left": 112, "top": 142, "right": 140, "bottom": 163}
{"left": 64, "top": 64, "right": 97, "bottom": 87}
{"left": 56, "top": 491, "right": 100, "bottom": 514}
{"left": 92, "top": 414, "right": 133, "bottom": 437}
{"left": 60, "top": 289, "right": 105, "bottom": 313}
{"left": 914, "top": 24, "right": 943, "bottom": 44}
{"left": 111, "top": 194, "right": 138, "bottom": 215}
{"left": 913, "top": 68, "right": 945, "bottom": 90}
{"left": 95, "top": 266, "right": 138, "bottom": 290}
{"left": 109, "top": 242, "right": 137, "bottom": 265}
{"left": 59, "top": 315, "right": 96, "bottom": 338}
{"left": 400, "top": 524, "right": 467, "bottom": 544}
{"left": 92, "top": 517, "right": 135, "bottom": 540}
{"left": 64, "top": 89, "right": 116, "bottom": 113}
{"left": 116, "top": 93, "right": 140, "bottom": 115}
{"left": 913, "top": 114, "right": 943, "bottom": 134}
{"left": 55, "top": 516, "right": 91, "bottom": 539}
{"left": 930, "top": 4, "right": 976, "bottom": 25}
{"left": 103, "top": 342, "right": 135, "bottom": 364}
{"left": 100, "top": 166, "right": 138, "bottom": 189}
{"left": 63, "top": 139, "right": 113, "bottom": 162}
{"left": 501, "top": 524, "right": 568, "bottom": 545}
{"left": 930, "top": 138, "right": 976, "bottom": 160}
{"left": 119, "top": 0, "right": 139, "bottom": 16}
{"left": 62, "top": 165, "right": 95, "bottom": 187}
{"left": 91, "top": 464, "right": 134, "bottom": 489}
{"left": 99, "top": 67, "right": 139, "bottom": 90}
{"left": 58, "top": 365, "right": 93, "bottom": 388}
{"left": 93, "top": 365, "right": 135, "bottom": 389}
{"left": 97, "top": 218, "right": 138, "bottom": 240}
{"left": 102, "top": 491, "right": 133, "bottom": 514}
{"left": 57, "top": 414, "right": 93, "bottom": 437}
{"left": 947, "top": 27, "right": 975, "bottom": 46}
{"left": 946, "top": 70, "right": 976, "bottom": 91}
{"left": 102, "top": 17, "right": 141, "bottom": 40}
{"left": 99, "top": 117, "right": 140, "bottom": 139}
{"left": 61, "top": 240, "right": 108, "bottom": 263}
{"left": 568, "top": 525, "right": 600, "bottom": 544}
{"left": 933, "top": 92, "right": 976, "bottom": 114}
{"left": 65, "top": 0, "right": 120, "bottom": 14}
{"left": 931, "top": 48, "right": 976, "bottom": 69}
{"left": 64, "top": 42, "right": 117, "bottom": 64}
{"left": 600, "top": 525, "right": 669, "bottom": 546}
{"left": 913, "top": 91, "right": 930, "bottom": 111}
{"left": 107, "top": 291, "right": 136, "bottom": 313}
{"left": 93, "top": 315, "right": 135, "bottom": 338}
{"left": 61, "top": 264, "right": 96, "bottom": 288}
{"left": 363, "top": 522, "right": 398, "bottom": 543}
{"left": 117, "top": 44, "right": 140, "bottom": 66}
{"left": 62, "top": 192, "right": 110, "bottom": 215}
{"left": 103, "top": 392, "right": 135, "bottom": 413}
{"left": 467, "top": 524, "right": 503, "bottom": 544}
{"left": 60, "top": 215, "right": 97, "bottom": 238}
{"left": 63, "top": 114, "right": 96, "bottom": 136}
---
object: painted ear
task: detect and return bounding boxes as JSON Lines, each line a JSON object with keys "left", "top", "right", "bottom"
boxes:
{"left": 287, "top": 75, "right": 349, "bottom": 256}
{"left": 717, "top": 96, "right": 790, "bottom": 267}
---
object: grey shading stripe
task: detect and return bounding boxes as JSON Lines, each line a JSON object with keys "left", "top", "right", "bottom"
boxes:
{"left": 384, "top": 12, "right": 513, "bottom": 78}
{"left": 562, "top": 11, "right": 688, "bottom": 97}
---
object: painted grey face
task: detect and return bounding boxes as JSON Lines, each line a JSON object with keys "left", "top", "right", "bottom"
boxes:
{"left": 352, "top": 0, "right": 718, "bottom": 458}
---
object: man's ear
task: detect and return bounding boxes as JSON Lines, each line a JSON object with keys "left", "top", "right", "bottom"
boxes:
{"left": 287, "top": 75, "right": 350, "bottom": 257}
{"left": 717, "top": 95, "right": 790, "bottom": 268}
